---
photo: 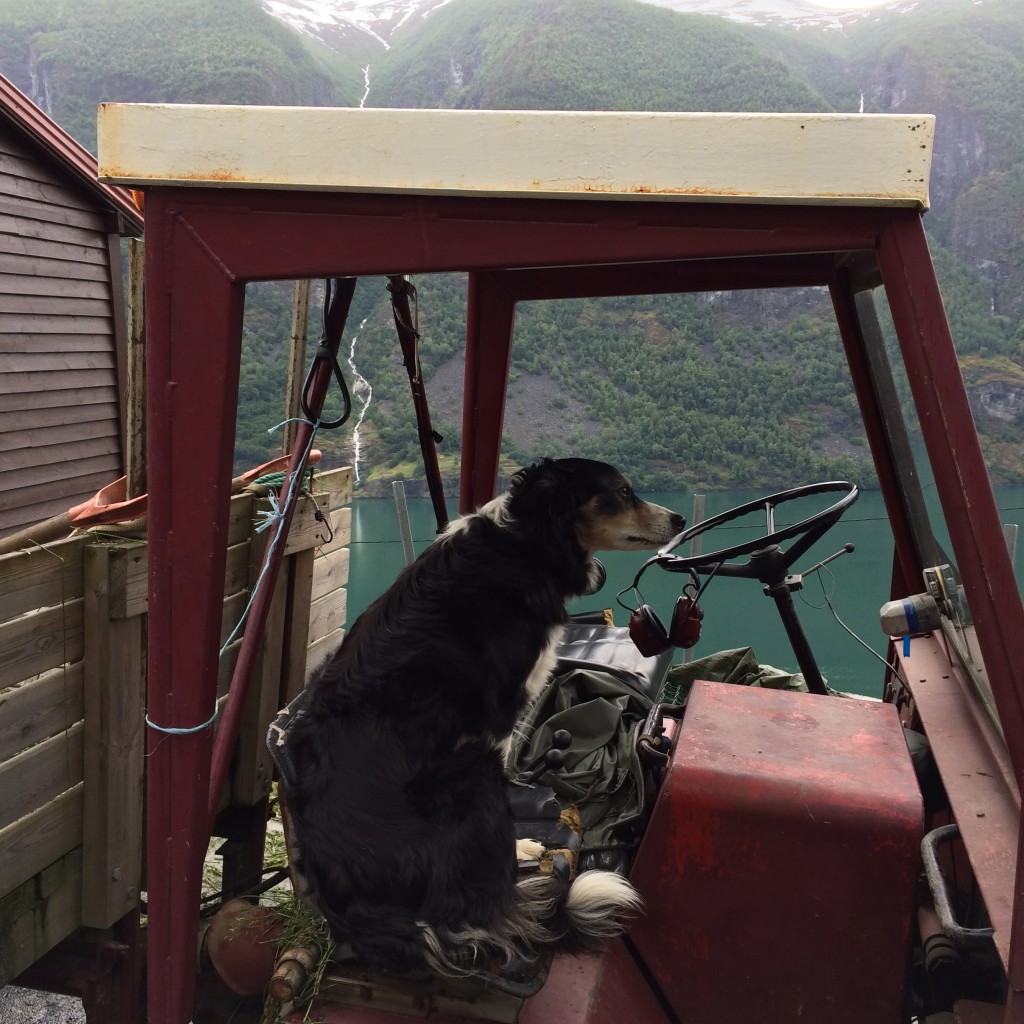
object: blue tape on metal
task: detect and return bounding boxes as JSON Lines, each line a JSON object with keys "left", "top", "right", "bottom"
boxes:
{"left": 902, "top": 598, "right": 920, "bottom": 634}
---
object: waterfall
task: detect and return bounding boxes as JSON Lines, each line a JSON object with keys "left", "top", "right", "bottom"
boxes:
{"left": 347, "top": 318, "right": 372, "bottom": 484}
{"left": 360, "top": 66, "right": 371, "bottom": 108}
{"left": 27, "top": 47, "right": 53, "bottom": 115}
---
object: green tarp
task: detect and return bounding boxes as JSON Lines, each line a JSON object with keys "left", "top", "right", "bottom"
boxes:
{"left": 508, "top": 647, "right": 814, "bottom": 857}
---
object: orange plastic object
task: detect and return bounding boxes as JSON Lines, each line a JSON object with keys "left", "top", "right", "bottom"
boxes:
{"left": 66, "top": 450, "right": 322, "bottom": 528}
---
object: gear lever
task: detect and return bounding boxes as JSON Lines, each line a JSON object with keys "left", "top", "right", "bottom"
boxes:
{"left": 519, "top": 728, "right": 572, "bottom": 784}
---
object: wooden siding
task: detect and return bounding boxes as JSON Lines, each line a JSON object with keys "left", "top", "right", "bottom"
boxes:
{"left": 0, "top": 128, "right": 124, "bottom": 537}
{"left": 0, "top": 466, "right": 351, "bottom": 978}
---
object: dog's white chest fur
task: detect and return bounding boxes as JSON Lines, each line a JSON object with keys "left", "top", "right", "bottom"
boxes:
{"left": 498, "top": 625, "right": 563, "bottom": 765}
{"left": 524, "top": 625, "right": 564, "bottom": 703}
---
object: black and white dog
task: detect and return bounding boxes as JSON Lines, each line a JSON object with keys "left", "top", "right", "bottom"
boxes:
{"left": 284, "top": 458, "right": 684, "bottom": 977}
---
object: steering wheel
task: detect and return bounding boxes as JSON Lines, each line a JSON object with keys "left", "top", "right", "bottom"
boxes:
{"left": 652, "top": 481, "right": 859, "bottom": 584}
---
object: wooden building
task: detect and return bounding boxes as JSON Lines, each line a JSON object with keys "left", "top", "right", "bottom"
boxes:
{"left": 0, "top": 74, "right": 143, "bottom": 538}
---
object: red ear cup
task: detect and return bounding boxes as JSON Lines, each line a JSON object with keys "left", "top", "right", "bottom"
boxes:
{"left": 668, "top": 595, "right": 704, "bottom": 649}
{"left": 628, "top": 605, "right": 671, "bottom": 657}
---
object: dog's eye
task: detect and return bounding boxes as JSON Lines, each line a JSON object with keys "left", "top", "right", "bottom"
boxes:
{"left": 619, "top": 486, "right": 632, "bottom": 499}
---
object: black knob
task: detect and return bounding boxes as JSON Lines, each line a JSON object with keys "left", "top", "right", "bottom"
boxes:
{"left": 551, "top": 729, "right": 572, "bottom": 750}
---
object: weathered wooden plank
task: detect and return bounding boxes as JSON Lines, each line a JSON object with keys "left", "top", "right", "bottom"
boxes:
{"left": 311, "top": 547, "right": 349, "bottom": 605}
{"left": 3, "top": 466, "right": 116, "bottom": 508}
{"left": 307, "top": 588, "right": 347, "bottom": 649}
{"left": 0, "top": 135, "right": 93, "bottom": 190}
{"left": 281, "top": 491, "right": 334, "bottom": 556}
{"left": 125, "top": 237, "right": 145, "bottom": 499}
{"left": 0, "top": 663, "right": 84, "bottom": 763}
{"left": 0, "top": 847, "right": 83, "bottom": 985}
{"left": 1, "top": 466, "right": 122, "bottom": 535}
{"left": 0, "top": 275, "right": 110, "bottom": 302}
{"left": 0, "top": 536, "right": 85, "bottom": 622}
{"left": 0, "top": 212, "right": 109, "bottom": 251}
{"left": 82, "top": 545, "right": 144, "bottom": 928}
{"left": 3, "top": 447, "right": 120, "bottom": 489}
{"left": 0, "top": 367, "right": 117, "bottom": 395}
{"left": 0, "top": 722, "right": 84, "bottom": 832}
{"left": 226, "top": 492, "right": 256, "bottom": 547}
{"left": 104, "top": 541, "right": 147, "bottom": 620}
{"left": 0, "top": 402, "right": 117, "bottom": 438}
{"left": 281, "top": 548, "right": 316, "bottom": 707}
{"left": 0, "top": 313, "right": 112, "bottom": 336}
{"left": 0, "top": 601, "right": 85, "bottom": 691}
{"left": 275, "top": 469, "right": 352, "bottom": 703}
{"left": 306, "top": 627, "right": 344, "bottom": 677}
{"left": 0, "top": 332, "right": 111, "bottom": 353}
{"left": 98, "top": 106, "right": 934, "bottom": 209}
{"left": 0, "top": 417, "right": 118, "bottom": 455}
{"left": 0, "top": 384, "right": 116, "bottom": 414}
{"left": 0, "top": 419, "right": 118, "bottom": 460}
{"left": 3, "top": 426, "right": 118, "bottom": 467}
{"left": 0, "top": 230, "right": 107, "bottom": 266}
{"left": 231, "top": 531, "right": 288, "bottom": 807}
{"left": 313, "top": 467, "right": 353, "bottom": 514}
{"left": 221, "top": 591, "right": 250, "bottom": 649}
{"left": 0, "top": 784, "right": 83, "bottom": 900}
{"left": 0, "top": 250, "right": 109, "bottom": 282}
{"left": 0, "top": 295, "right": 113, "bottom": 320}
{"left": 0, "top": 349, "right": 116, "bottom": 372}
{"left": 223, "top": 540, "right": 252, "bottom": 601}
{"left": 104, "top": 507, "right": 255, "bottom": 623}
{"left": 319, "top": 506, "right": 352, "bottom": 556}
{"left": 282, "top": 280, "right": 312, "bottom": 455}
{"left": 0, "top": 156, "right": 100, "bottom": 208}
{"left": 0, "top": 193, "right": 106, "bottom": 232}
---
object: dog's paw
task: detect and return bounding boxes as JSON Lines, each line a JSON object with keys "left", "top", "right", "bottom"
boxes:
{"left": 515, "top": 838, "right": 546, "bottom": 862}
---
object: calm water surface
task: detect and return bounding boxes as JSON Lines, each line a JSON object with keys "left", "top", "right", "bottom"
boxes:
{"left": 345, "top": 487, "right": 1024, "bottom": 699}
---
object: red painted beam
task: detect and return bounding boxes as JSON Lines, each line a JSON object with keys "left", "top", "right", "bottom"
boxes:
{"left": 143, "top": 193, "right": 245, "bottom": 1024}
{"left": 878, "top": 213, "right": 1024, "bottom": 772}
{"left": 153, "top": 190, "right": 880, "bottom": 283}
{"left": 461, "top": 272, "right": 516, "bottom": 512}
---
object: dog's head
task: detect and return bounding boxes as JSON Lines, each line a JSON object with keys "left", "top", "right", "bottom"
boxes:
{"left": 508, "top": 458, "right": 685, "bottom": 559}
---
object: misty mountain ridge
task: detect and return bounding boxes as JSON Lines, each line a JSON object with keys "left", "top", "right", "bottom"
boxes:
{"left": 1, "top": 0, "right": 1021, "bottom": 489}
{"left": 259, "top": 0, "right": 925, "bottom": 54}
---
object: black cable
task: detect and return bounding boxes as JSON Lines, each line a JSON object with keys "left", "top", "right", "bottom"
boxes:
{"left": 301, "top": 278, "right": 354, "bottom": 430}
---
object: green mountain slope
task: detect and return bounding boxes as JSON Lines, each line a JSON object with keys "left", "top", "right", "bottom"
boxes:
{"left": 0, "top": 0, "right": 363, "bottom": 150}
{"left": 0, "top": 0, "right": 1021, "bottom": 489}
{"left": 374, "top": 0, "right": 832, "bottom": 112}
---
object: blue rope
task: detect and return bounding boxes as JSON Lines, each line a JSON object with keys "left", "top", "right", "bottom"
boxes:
{"left": 145, "top": 417, "right": 321, "bottom": 736}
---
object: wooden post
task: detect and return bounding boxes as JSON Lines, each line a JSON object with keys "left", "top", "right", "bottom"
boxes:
{"left": 283, "top": 280, "right": 312, "bottom": 455}
{"left": 125, "top": 239, "right": 146, "bottom": 499}
{"left": 229, "top": 508, "right": 290, "bottom": 808}
{"left": 82, "top": 542, "right": 145, "bottom": 929}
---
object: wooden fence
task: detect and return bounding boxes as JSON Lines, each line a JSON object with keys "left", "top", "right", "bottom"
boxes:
{"left": 0, "top": 466, "right": 352, "bottom": 983}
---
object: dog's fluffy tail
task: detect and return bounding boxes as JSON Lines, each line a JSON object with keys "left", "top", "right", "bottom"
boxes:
{"left": 559, "top": 870, "right": 644, "bottom": 950}
{"left": 422, "top": 870, "right": 642, "bottom": 977}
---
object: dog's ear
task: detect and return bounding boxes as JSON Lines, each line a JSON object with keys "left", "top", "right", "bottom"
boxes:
{"left": 508, "top": 458, "right": 586, "bottom": 539}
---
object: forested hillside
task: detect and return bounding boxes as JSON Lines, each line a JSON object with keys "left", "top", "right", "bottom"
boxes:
{"left": 0, "top": 0, "right": 364, "bottom": 149}
{"left": 371, "top": 0, "right": 832, "bottom": 112}
{"left": 1, "top": 0, "right": 1021, "bottom": 491}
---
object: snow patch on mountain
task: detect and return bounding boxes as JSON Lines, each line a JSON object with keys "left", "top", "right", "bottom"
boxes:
{"left": 262, "top": 0, "right": 455, "bottom": 51}
{"left": 264, "top": 0, "right": 927, "bottom": 52}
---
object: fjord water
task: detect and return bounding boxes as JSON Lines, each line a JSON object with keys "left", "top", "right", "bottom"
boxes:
{"left": 345, "top": 487, "right": 1024, "bottom": 699}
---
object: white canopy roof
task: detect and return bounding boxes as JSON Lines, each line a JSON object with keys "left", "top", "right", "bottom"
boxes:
{"left": 98, "top": 106, "right": 933, "bottom": 209}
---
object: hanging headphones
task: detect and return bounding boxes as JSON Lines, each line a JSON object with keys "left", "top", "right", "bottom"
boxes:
{"left": 627, "top": 590, "right": 704, "bottom": 657}
{"left": 618, "top": 560, "right": 709, "bottom": 657}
